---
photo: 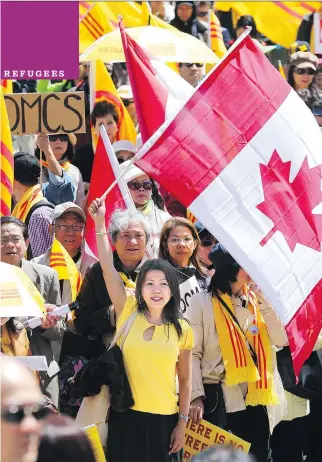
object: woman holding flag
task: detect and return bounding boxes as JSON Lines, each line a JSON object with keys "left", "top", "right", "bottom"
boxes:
{"left": 188, "top": 243, "right": 288, "bottom": 462}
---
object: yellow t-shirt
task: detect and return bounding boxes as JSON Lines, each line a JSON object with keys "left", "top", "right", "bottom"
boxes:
{"left": 117, "top": 295, "right": 194, "bottom": 415}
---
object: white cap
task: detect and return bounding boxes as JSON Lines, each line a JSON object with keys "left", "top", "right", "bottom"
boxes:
{"left": 136, "top": 134, "right": 143, "bottom": 150}
{"left": 120, "top": 160, "right": 146, "bottom": 183}
{"left": 117, "top": 85, "right": 133, "bottom": 100}
{"left": 112, "top": 140, "right": 136, "bottom": 154}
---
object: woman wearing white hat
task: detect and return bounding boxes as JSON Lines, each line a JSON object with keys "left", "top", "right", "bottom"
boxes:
{"left": 35, "top": 133, "right": 85, "bottom": 207}
{"left": 121, "top": 160, "right": 171, "bottom": 257}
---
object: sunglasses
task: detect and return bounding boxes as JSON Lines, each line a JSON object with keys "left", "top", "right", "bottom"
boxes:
{"left": 48, "top": 134, "right": 69, "bottom": 142}
{"left": 122, "top": 99, "right": 134, "bottom": 107}
{"left": 1, "top": 404, "right": 50, "bottom": 423}
{"left": 201, "top": 239, "right": 215, "bottom": 247}
{"left": 127, "top": 180, "right": 153, "bottom": 191}
{"left": 294, "top": 68, "right": 316, "bottom": 76}
{"left": 198, "top": 11, "right": 208, "bottom": 17}
{"left": 184, "top": 63, "right": 203, "bottom": 68}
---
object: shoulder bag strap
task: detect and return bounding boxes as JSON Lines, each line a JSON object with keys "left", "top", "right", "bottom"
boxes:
{"left": 216, "top": 292, "right": 257, "bottom": 359}
{"left": 107, "top": 310, "right": 138, "bottom": 351}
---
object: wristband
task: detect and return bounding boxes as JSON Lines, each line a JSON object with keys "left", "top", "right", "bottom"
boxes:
{"left": 178, "top": 413, "right": 189, "bottom": 423}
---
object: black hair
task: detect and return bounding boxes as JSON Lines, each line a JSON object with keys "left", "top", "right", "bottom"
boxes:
{"left": 190, "top": 446, "right": 255, "bottom": 461}
{"left": 135, "top": 259, "right": 184, "bottom": 338}
{"left": 151, "top": 179, "right": 165, "bottom": 210}
{"left": 35, "top": 141, "right": 75, "bottom": 163}
{"left": 208, "top": 264, "right": 241, "bottom": 297}
{"left": 0, "top": 216, "right": 28, "bottom": 240}
{"left": 90, "top": 101, "right": 119, "bottom": 126}
{"left": 236, "top": 15, "right": 258, "bottom": 38}
{"left": 37, "top": 414, "right": 96, "bottom": 462}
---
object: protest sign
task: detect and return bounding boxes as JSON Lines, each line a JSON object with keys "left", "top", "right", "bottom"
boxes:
{"left": 84, "top": 424, "right": 106, "bottom": 462}
{"left": 179, "top": 276, "right": 201, "bottom": 314}
{"left": 184, "top": 418, "right": 250, "bottom": 460}
{"left": 4, "top": 91, "right": 86, "bottom": 135}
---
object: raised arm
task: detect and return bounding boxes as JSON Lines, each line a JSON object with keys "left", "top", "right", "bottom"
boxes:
{"left": 88, "top": 198, "right": 127, "bottom": 316}
{"left": 36, "top": 133, "right": 63, "bottom": 178}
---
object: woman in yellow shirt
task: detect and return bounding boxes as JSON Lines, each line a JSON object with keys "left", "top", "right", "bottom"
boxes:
{"left": 89, "top": 198, "right": 194, "bottom": 462}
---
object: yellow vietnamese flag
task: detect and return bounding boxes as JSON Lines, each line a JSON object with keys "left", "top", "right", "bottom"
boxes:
{"left": 79, "top": 1, "right": 151, "bottom": 53}
{"left": 90, "top": 59, "right": 137, "bottom": 147}
{"left": 215, "top": 2, "right": 320, "bottom": 48}
{"left": 1, "top": 80, "right": 13, "bottom": 94}
{"left": 49, "top": 238, "right": 82, "bottom": 302}
{"left": 208, "top": 10, "right": 227, "bottom": 59}
{"left": 0, "top": 88, "right": 14, "bottom": 217}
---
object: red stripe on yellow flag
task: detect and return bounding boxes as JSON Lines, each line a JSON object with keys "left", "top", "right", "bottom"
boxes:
{"left": 0, "top": 89, "right": 13, "bottom": 216}
{"left": 208, "top": 10, "right": 227, "bottom": 59}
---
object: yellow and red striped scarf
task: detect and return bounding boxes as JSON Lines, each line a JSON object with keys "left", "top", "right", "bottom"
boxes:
{"left": 49, "top": 238, "right": 83, "bottom": 302}
{"left": 40, "top": 159, "right": 71, "bottom": 171}
{"left": 12, "top": 185, "right": 43, "bottom": 223}
{"left": 213, "top": 287, "right": 279, "bottom": 406}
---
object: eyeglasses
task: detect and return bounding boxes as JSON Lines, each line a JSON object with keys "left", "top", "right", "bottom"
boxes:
{"left": 183, "top": 63, "right": 203, "bottom": 68}
{"left": 48, "top": 134, "right": 69, "bottom": 142}
{"left": 127, "top": 180, "right": 153, "bottom": 191}
{"left": 168, "top": 237, "right": 194, "bottom": 245}
{"left": 1, "top": 404, "right": 50, "bottom": 423}
{"left": 294, "top": 68, "right": 316, "bottom": 76}
{"left": 198, "top": 11, "right": 208, "bottom": 17}
{"left": 54, "top": 224, "right": 85, "bottom": 232}
{"left": 122, "top": 99, "right": 134, "bottom": 107}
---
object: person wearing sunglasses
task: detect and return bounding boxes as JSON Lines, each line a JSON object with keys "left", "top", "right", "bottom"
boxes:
{"left": 179, "top": 62, "right": 204, "bottom": 88}
{"left": 0, "top": 356, "right": 48, "bottom": 462}
{"left": 287, "top": 51, "right": 322, "bottom": 109}
{"left": 35, "top": 132, "right": 85, "bottom": 207}
{"left": 112, "top": 140, "right": 137, "bottom": 164}
{"left": 194, "top": 221, "right": 217, "bottom": 276}
{"left": 121, "top": 160, "right": 171, "bottom": 258}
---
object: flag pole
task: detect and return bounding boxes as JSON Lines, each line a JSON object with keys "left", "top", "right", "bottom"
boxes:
{"left": 99, "top": 125, "right": 136, "bottom": 212}
{"left": 39, "top": 149, "right": 43, "bottom": 191}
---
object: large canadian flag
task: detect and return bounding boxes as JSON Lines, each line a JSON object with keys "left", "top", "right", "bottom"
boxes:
{"left": 119, "top": 19, "right": 193, "bottom": 143}
{"left": 135, "top": 31, "right": 322, "bottom": 374}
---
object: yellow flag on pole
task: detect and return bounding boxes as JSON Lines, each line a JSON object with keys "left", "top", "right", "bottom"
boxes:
{"left": 0, "top": 88, "right": 14, "bottom": 217}
{"left": 215, "top": 2, "right": 320, "bottom": 48}
{"left": 208, "top": 10, "right": 227, "bottom": 59}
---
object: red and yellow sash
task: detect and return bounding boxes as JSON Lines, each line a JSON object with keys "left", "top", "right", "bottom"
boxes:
{"left": 187, "top": 210, "right": 197, "bottom": 224}
{"left": 49, "top": 237, "right": 82, "bottom": 302}
{"left": 213, "top": 287, "right": 279, "bottom": 406}
{"left": 40, "top": 159, "right": 71, "bottom": 171}
{"left": 12, "top": 185, "right": 43, "bottom": 223}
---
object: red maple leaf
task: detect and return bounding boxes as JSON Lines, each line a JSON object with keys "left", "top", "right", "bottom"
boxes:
{"left": 256, "top": 150, "right": 322, "bottom": 252}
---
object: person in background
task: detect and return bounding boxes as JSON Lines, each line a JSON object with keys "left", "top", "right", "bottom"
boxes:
{"left": 73, "top": 101, "right": 119, "bottom": 188}
{"left": 315, "top": 58, "right": 322, "bottom": 91}
{"left": 120, "top": 160, "right": 171, "bottom": 257}
{"left": 188, "top": 244, "right": 288, "bottom": 462}
{"left": 112, "top": 140, "right": 136, "bottom": 163}
{"left": 150, "top": 1, "right": 175, "bottom": 22}
{"left": 179, "top": 62, "right": 204, "bottom": 88}
{"left": 37, "top": 414, "right": 96, "bottom": 462}
{"left": 35, "top": 133, "right": 85, "bottom": 207}
{"left": 235, "top": 15, "right": 258, "bottom": 39}
{"left": 196, "top": 1, "right": 212, "bottom": 27}
{"left": 159, "top": 217, "right": 209, "bottom": 315}
{"left": 117, "top": 85, "right": 138, "bottom": 131}
{"left": 194, "top": 221, "right": 217, "bottom": 276}
{"left": 88, "top": 197, "right": 193, "bottom": 462}
{"left": 33, "top": 202, "right": 88, "bottom": 303}
{"left": 1, "top": 356, "right": 49, "bottom": 462}
{"left": 312, "top": 106, "right": 322, "bottom": 127}
{"left": 170, "top": 1, "right": 207, "bottom": 42}
{"left": 287, "top": 51, "right": 322, "bottom": 108}
{"left": 0, "top": 216, "right": 63, "bottom": 408}
{"left": 13, "top": 153, "right": 54, "bottom": 258}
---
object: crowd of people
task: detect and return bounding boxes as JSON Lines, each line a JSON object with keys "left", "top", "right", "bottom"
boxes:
{"left": 2, "top": 2, "right": 322, "bottom": 462}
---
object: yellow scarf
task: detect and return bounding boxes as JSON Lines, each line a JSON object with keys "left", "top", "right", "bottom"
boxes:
{"left": 39, "top": 159, "right": 71, "bottom": 171}
{"left": 1, "top": 324, "right": 31, "bottom": 356}
{"left": 12, "top": 185, "right": 43, "bottom": 223}
{"left": 49, "top": 238, "right": 83, "bottom": 302}
{"left": 119, "top": 272, "right": 136, "bottom": 289}
{"left": 213, "top": 287, "right": 279, "bottom": 406}
{"left": 137, "top": 199, "right": 153, "bottom": 216}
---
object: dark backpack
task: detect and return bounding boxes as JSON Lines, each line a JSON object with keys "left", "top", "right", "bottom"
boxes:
{"left": 25, "top": 200, "right": 55, "bottom": 260}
